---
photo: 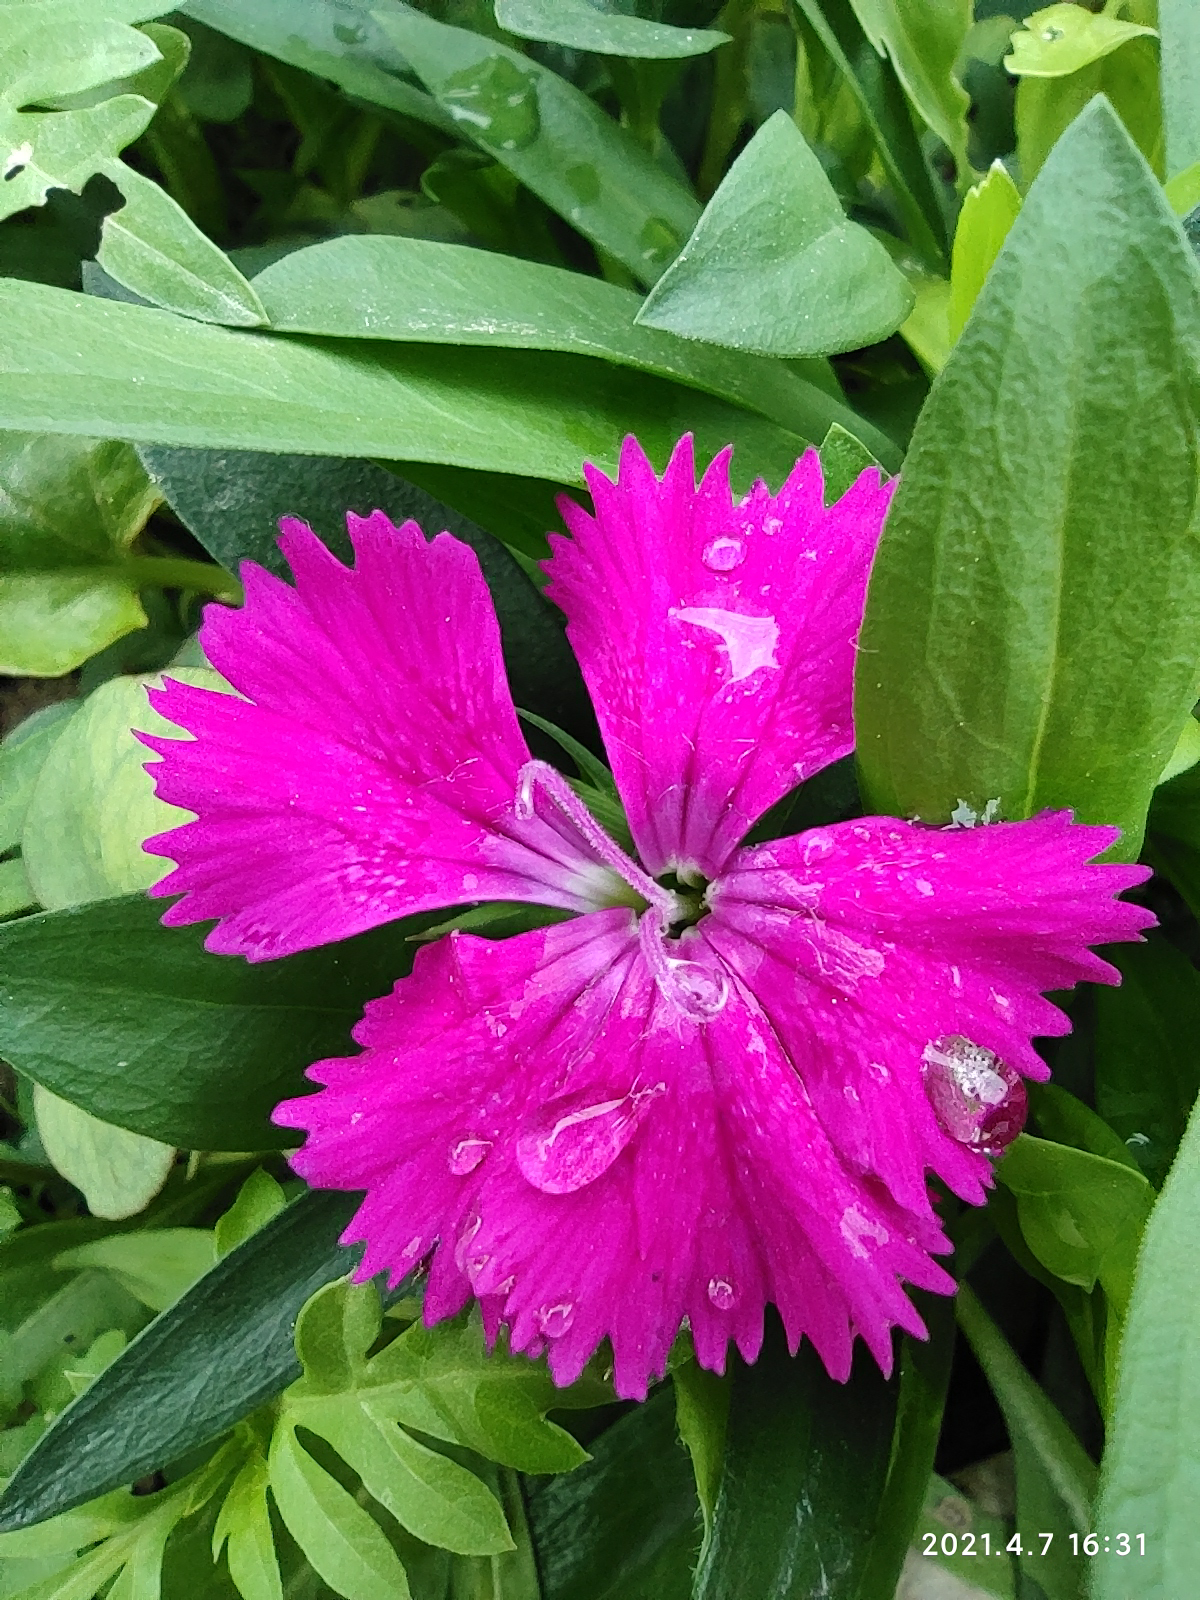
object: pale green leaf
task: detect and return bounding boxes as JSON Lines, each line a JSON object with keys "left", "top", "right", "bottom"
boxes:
{"left": 1006, "top": 4, "right": 1157, "bottom": 78}
{"left": 1160, "top": 716, "right": 1200, "bottom": 784}
{"left": 32, "top": 1087, "right": 174, "bottom": 1221}
{"left": 636, "top": 112, "right": 913, "bottom": 356}
{"left": 0, "top": 575, "right": 147, "bottom": 679}
{"left": 53, "top": 1231, "right": 215, "bottom": 1312}
{"left": 0, "top": 858, "right": 36, "bottom": 920}
{"left": 494, "top": 0, "right": 728, "bottom": 58}
{"left": 21, "top": 668, "right": 226, "bottom": 912}
{"left": 214, "top": 1171, "right": 288, "bottom": 1260}
{"left": 847, "top": 0, "right": 971, "bottom": 166}
{"left": 947, "top": 160, "right": 1021, "bottom": 343}
{"left": 1161, "top": 0, "right": 1200, "bottom": 178}
{"left": 212, "top": 1454, "right": 282, "bottom": 1600}
{"left": 0, "top": 702, "right": 77, "bottom": 854}
{"left": 268, "top": 1424, "right": 412, "bottom": 1600}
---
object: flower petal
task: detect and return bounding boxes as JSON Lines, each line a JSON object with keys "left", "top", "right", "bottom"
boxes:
{"left": 141, "top": 513, "right": 629, "bottom": 959}
{"left": 703, "top": 812, "right": 1154, "bottom": 1211}
{"left": 276, "top": 909, "right": 954, "bottom": 1400}
{"left": 544, "top": 435, "right": 892, "bottom": 878}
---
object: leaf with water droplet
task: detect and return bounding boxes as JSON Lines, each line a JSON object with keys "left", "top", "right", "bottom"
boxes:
{"left": 441, "top": 55, "right": 540, "bottom": 153}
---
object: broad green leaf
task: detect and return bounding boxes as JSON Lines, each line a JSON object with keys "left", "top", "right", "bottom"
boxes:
{"left": 134, "top": 444, "right": 597, "bottom": 737}
{"left": 180, "top": 0, "right": 454, "bottom": 134}
{"left": 946, "top": 160, "right": 1021, "bottom": 343}
{"left": 269, "top": 1422, "right": 412, "bottom": 1600}
{"left": 53, "top": 1231, "right": 215, "bottom": 1312}
{"left": 292, "top": 1279, "right": 382, "bottom": 1397}
{"left": 997, "top": 1134, "right": 1153, "bottom": 1315}
{"left": 0, "top": 1189, "right": 360, "bottom": 1532}
{"left": 526, "top": 1387, "right": 699, "bottom": 1600}
{"left": 1005, "top": 5, "right": 1157, "bottom": 79}
{"left": 0, "top": 279, "right": 820, "bottom": 494}
{"left": 1029, "top": 1082, "right": 1142, "bottom": 1173}
{"left": 1095, "top": 939, "right": 1200, "bottom": 1189}
{"left": 1092, "top": 1094, "right": 1200, "bottom": 1600}
{"left": 0, "top": 894, "right": 427, "bottom": 1150}
{"left": 855, "top": 101, "right": 1200, "bottom": 855}
{"left": 635, "top": 112, "right": 913, "bottom": 357}
{"left": 0, "top": 432, "right": 161, "bottom": 677}
{"left": 956, "top": 1286, "right": 1096, "bottom": 1600}
{"left": 846, "top": 0, "right": 971, "bottom": 169}
{"left": 0, "top": 2, "right": 263, "bottom": 325}
{"left": 0, "top": 703, "right": 77, "bottom": 854}
{"left": 1014, "top": 35, "right": 1163, "bottom": 186}
{"left": 32, "top": 1088, "right": 174, "bottom": 1222}
{"left": 692, "top": 1320, "right": 896, "bottom": 1600}
{"left": 495, "top": 0, "right": 728, "bottom": 58}
{"left": 20, "top": 670, "right": 222, "bottom": 912}
{"left": 792, "top": 0, "right": 948, "bottom": 266}
{"left": 250, "top": 235, "right": 887, "bottom": 452}
{"left": 214, "top": 1170, "right": 287, "bottom": 1260}
{"left": 372, "top": 6, "right": 701, "bottom": 287}
{"left": 1161, "top": 0, "right": 1200, "bottom": 179}
{"left": 212, "top": 1454, "right": 282, "bottom": 1600}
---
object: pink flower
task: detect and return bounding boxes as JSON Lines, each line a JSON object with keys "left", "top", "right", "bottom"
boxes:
{"left": 141, "top": 436, "right": 1152, "bottom": 1400}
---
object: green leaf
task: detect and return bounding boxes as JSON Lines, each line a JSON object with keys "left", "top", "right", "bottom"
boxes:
{"left": 0, "top": 894, "right": 428, "bottom": 1151}
{"left": 1014, "top": 34, "right": 1163, "bottom": 186}
{"left": 1005, "top": 5, "right": 1157, "bottom": 79}
{"left": 0, "top": 702, "right": 77, "bottom": 854}
{"left": 250, "top": 234, "right": 885, "bottom": 451}
{"left": 214, "top": 1170, "right": 287, "bottom": 1260}
{"left": 20, "top": 670, "right": 222, "bottom": 912}
{"left": 1092, "top": 1093, "right": 1200, "bottom": 1600}
{"left": 818, "top": 422, "right": 879, "bottom": 502}
{"left": 1148, "top": 760, "right": 1200, "bottom": 915}
{"left": 358, "top": 1313, "right": 591, "bottom": 1477}
{"left": 845, "top": 0, "right": 971, "bottom": 169}
{"left": 0, "top": 1189, "right": 360, "bottom": 1532}
{"left": 1161, "top": 0, "right": 1200, "bottom": 179}
{"left": 526, "top": 1387, "right": 699, "bottom": 1600}
{"left": 212, "top": 1453, "right": 282, "bottom": 1600}
{"left": 855, "top": 101, "right": 1200, "bottom": 855}
{"left": 179, "top": 0, "right": 455, "bottom": 134}
{"left": 495, "top": 0, "right": 728, "bottom": 59}
{"left": 946, "top": 160, "right": 1021, "bottom": 343}
{"left": 996, "top": 1134, "right": 1153, "bottom": 1315}
{"left": 1095, "top": 938, "right": 1200, "bottom": 1189}
{"left": 53, "top": 1231, "right": 215, "bottom": 1312}
{"left": 0, "top": 2, "right": 264, "bottom": 325}
{"left": 672, "top": 1359, "right": 728, "bottom": 1546}
{"left": 692, "top": 1318, "right": 896, "bottom": 1600}
{"left": 1029, "top": 1082, "right": 1142, "bottom": 1173}
{"left": 0, "top": 278, "right": 823, "bottom": 493}
{"left": 635, "top": 112, "right": 913, "bottom": 357}
{"left": 32, "top": 1088, "right": 175, "bottom": 1222}
{"left": 909, "top": 1474, "right": 1015, "bottom": 1597}
{"left": 135, "top": 444, "right": 596, "bottom": 736}
{"left": 0, "top": 857, "right": 36, "bottom": 920}
{"left": 371, "top": 6, "right": 701, "bottom": 287}
{"left": 292, "top": 1279, "right": 382, "bottom": 1396}
{"left": 1159, "top": 713, "right": 1200, "bottom": 782}
{"left": 956, "top": 1286, "right": 1096, "bottom": 1600}
{"left": 2, "top": 1267, "right": 147, "bottom": 1397}
{"left": 0, "top": 431, "right": 161, "bottom": 677}
{"left": 792, "top": 0, "right": 948, "bottom": 266}
{"left": 269, "top": 1421, "right": 412, "bottom": 1600}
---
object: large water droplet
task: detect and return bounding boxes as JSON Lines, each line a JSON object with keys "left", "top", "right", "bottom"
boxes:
{"left": 707, "top": 1276, "right": 736, "bottom": 1311}
{"left": 670, "top": 606, "right": 780, "bottom": 683}
{"left": 453, "top": 1211, "right": 482, "bottom": 1274}
{"left": 516, "top": 1082, "right": 664, "bottom": 1195}
{"left": 921, "top": 1035, "right": 1027, "bottom": 1157}
{"left": 537, "top": 1301, "right": 575, "bottom": 1338}
{"left": 448, "top": 1137, "right": 491, "bottom": 1176}
{"left": 662, "top": 958, "right": 729, "bottom": 1021}
{"left": 441, "top": 57, "right": 540, "bottom": 151}
{"left": 702, "top": 536, "right": 745, "bottom": 573}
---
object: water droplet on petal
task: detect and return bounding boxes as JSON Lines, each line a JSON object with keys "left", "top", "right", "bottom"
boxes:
{"left": 922, "top": 1035, "right": 1027, "bottom": 1157}
{"left": 448, "top": 1137, "right": 491, "bottom": 1176}
{"left": 702, "top": 536, "right": 745, "bottom": 573}
{"left": 537, "top": 1301, "right": 575, "bottom": 1338}
{"left": 662, "top": 958, "right": 729, "bottom": 1021}
{"left": 453, "top": 1211, "right": 482, "bottom": 1274}
{"left": 707, "top": 1276, "right": 736, "bottom": 1311}
{"left": 516, "top": 1082, "right": 665, "bottom": 1194}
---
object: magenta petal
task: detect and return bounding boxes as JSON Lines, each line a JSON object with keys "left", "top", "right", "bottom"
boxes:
{"left": 544, "top": 435, "right": 893, "bottom": 878}
{"left": 704, "top": 811, "right": 1154, "bottom": 1212}
{"left": 140, "top": 512, "right": 628, "bottom": 959}
{"left": 276, "top": 908, "right": 956, "bottom": 1399}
